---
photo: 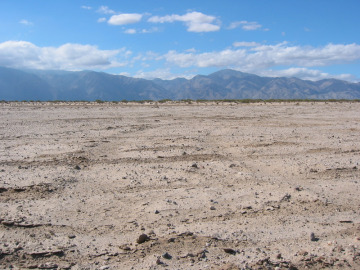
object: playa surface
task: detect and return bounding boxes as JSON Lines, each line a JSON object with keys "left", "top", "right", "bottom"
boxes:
{"left": 1, "top": 101, "right": 359, "bottom": 269}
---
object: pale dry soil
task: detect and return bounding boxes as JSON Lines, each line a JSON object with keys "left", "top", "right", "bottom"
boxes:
{"left": 0, "top": 102, "right": 359, "bottom": 270}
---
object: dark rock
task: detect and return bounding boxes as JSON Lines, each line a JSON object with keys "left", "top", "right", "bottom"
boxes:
{"left": 168, "top": 238, "right": 175, "bottom": 243}
{"left": 210, "top": 206, "right": 216, "bottom": 210}
{"left": 280, "top": 193, "right": 291, "bottom": 202}
{"left": 74, "top": 165, "right": 81, "bottom": 170}
{"left": 339, "top": 220, "right": 353, "bottom": 223}
{"left": 310, "top": 232, "right": 319, "bottom": 241}
{"left": 224, "top": 248, "right": 237, "bottom": 255}
{"left": 191, "top": 163, "right": 198, "bottom": 168}
{"left": 136, "top": 234, "right": 150, "bottom": 244}
{"left": 162, "top": 252, "right": 172, "bottom": 259}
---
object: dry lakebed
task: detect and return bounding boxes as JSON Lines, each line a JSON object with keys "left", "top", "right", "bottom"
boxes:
{"left": 0, "top": 101, "right": 359, "bottom": 269}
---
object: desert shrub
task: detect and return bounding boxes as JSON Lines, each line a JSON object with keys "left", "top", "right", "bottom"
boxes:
{"left": 158, "top": 99, "right": 172, "bottom": 103}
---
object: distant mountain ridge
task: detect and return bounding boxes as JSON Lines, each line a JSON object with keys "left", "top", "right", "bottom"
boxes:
{"left": 1, "top": 66, "right": 359, "bottom": 101}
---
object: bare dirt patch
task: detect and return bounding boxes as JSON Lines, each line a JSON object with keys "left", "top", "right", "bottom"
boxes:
{"left": 1, "top": 102, "right": 359, "bottom": 269}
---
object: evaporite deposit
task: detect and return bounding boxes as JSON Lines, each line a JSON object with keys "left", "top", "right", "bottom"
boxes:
{"left": 0, "top": 101, "right": 359, "bottom": 269}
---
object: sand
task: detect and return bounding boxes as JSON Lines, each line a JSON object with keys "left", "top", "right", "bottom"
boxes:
{"left": 0, "top": 101, "right": 359, "bottom": 269}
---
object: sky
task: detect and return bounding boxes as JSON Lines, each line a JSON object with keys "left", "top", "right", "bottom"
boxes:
{"left": 1, "top": 0, "right": 360, "bottom": 82}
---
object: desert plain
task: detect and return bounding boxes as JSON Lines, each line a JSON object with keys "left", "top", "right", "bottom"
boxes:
{"left": 0, "top": 101, "right": 359, "bottom": 270}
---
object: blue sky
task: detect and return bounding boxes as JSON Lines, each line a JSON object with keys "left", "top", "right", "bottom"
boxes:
{"left": 1, "top": 0, "right": 360, "bottom": 81}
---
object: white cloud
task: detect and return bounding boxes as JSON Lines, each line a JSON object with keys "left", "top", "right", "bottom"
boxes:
{"left": 124, "top": 29, "right": 136, "bottom": 34}
{"left": 97, "top": 18, "right": 107, "bottom": 23}
{"left": 185, "top": 48, "right": 197, "bottom": 53}
{"left": 141, "top": 27, "right": 159, "bottom": 33}
{"left": 164, "top": 49, "right": 247, "bottom": 68}
{"left": 134, "top": 68, "right": 195, "bottom": 80}
{"left": 148, "top": 11, "right": 220, "bottom": 32}
{"left": 233, "top": 41, "right": 260, "bottom": 47}
{"left": 81, "top": 6, "right": 92, "bottom": 10}
{"left": 97, "top": 6, "right": 116, "bottom": 15}
{"left": 19, "top": 19, "right": 33, "bottom": 26}
{"left": 228, "top": 21, "right": 262, "bottom": 30}
{"left": 108, "top": 13, "right": 143, "bottom": 25}
{"left": 258, "top": 68, "right": 356, "bottom": 81}
{"left": 0, "top": 41, "right": 128, "bottom": 70}
{"left": 162, "top": 43, "right": 360, "bottom": 71}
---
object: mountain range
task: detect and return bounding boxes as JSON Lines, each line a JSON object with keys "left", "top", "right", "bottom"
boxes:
{"left": 1, "top": 66, "right": 360, "bottom": 101}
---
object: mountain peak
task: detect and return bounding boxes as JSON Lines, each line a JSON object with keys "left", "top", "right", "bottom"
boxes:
{"left": 208, "top": 69, "right": 257, "bottom": 79}
{"left": 1, "top": 67, "right": 359, "bottom": 100}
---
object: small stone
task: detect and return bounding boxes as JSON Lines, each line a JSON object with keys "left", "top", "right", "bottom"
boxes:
{"left": 210, "top": 206, "right": 216, "bottom": 210}
{"left": 191, "top": 163, "right": 198, "bottom": 168}
{"left": 74, "top": 165, "right": 81, "bottom": 170}
{"left": 136, "top": 234, "right": 150, "bottom": 244}
{"left": 310, "top": 232, "right": 318, "bottom": 241}
{"left": 162, "top": 252, "right": 172, "bottom": 259}
{"left": 156, "top": 257, "right": 163, "bottom": 265}
{"left": 280, "top": 193, "right": 291, "bottom": 202}
{"left": 119, "top": 245, "right": 131, "bottom": 251}
{"left": 68, "top": 234, "right": 76, "bottom": 239}
{"left": 224, "top": 248, "right": 236, "bottom": 255}
{"left": 38, "top": 262, "right": 58, "bottom": 269}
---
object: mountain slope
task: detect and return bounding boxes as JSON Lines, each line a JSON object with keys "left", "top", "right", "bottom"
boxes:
{"left": 0, "top": 67, "right": 54, "bottom": 100}
{"left": 0, "top": 67, "right": 359, "bottom": 101}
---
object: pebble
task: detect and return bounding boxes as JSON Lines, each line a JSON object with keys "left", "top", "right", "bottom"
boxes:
{"left": 224, "top": 248, "right": 236, "bottom": 255}
{"left": 38, "top": 262, "right": 58, "bottom": 269}
{"left": 162, "top": 252, "right": 172, "bottom": 259}
{"left": 136, "top": 234, "right": 150, "bottom": 244}
{"left": 310, "top": 232, "right": 318, "bottom": 241}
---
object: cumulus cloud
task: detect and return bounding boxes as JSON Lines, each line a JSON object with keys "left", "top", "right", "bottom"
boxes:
{"left": 97, "top": 6, "right": 116, "bottom": 15}
{"left": 228, "top": 21, "right": 262, "bottom": 30}
{"left": 148, "top": 11, "right": 220, "bottom": 32}
{"left": 0, "top": 41, "right": 128, "bottom": 70}
{"left": 108, "top": 13, "right": 143, "bottom": 25}
{"left": 163, "top": 43, "right": 360, "bottom": 70}
{"left": 233, "top": 41, "right": 260, "bottom": 47}
{"left": 160, "top": 43, "right": 360, "bottom": 81}
{"left": 259, "top": 68, "right": 356, "bottom": 81}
